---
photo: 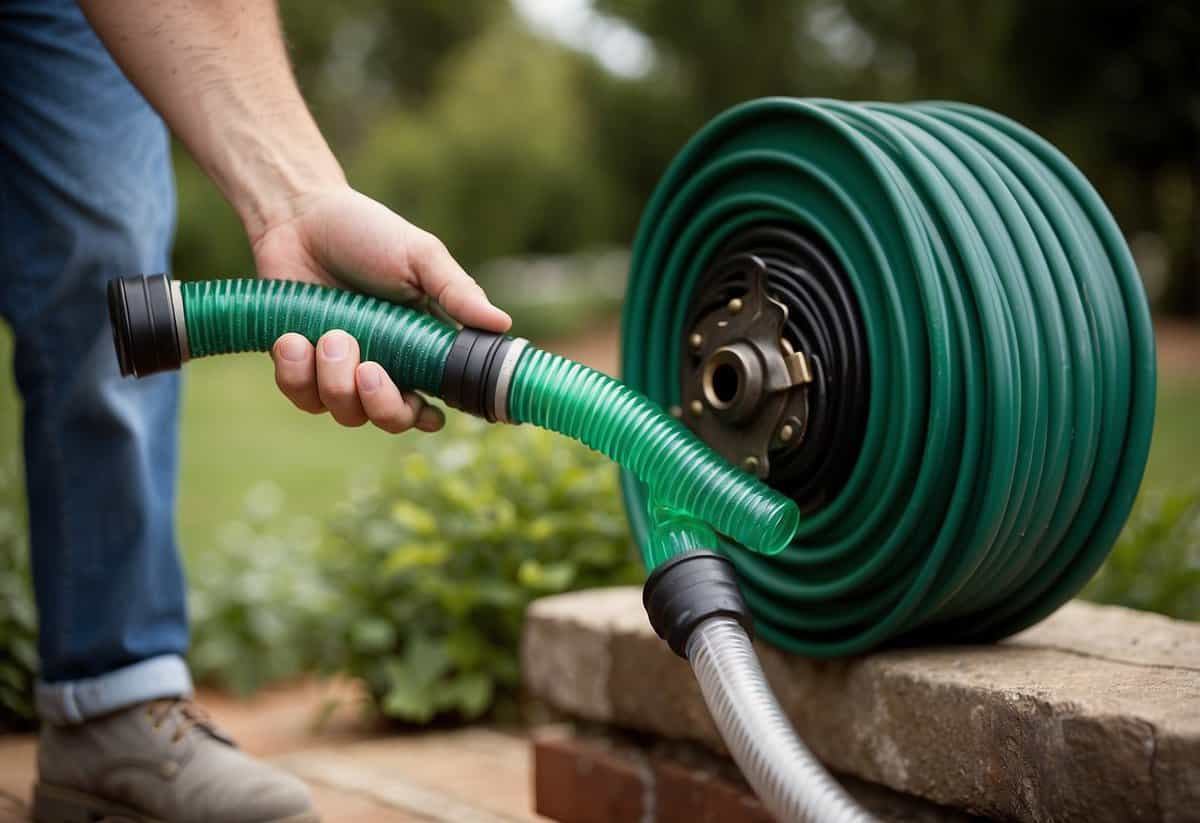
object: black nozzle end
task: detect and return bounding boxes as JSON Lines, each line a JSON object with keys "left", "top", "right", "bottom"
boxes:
{"left": 107, "top": 274, "right": 183, "bottom": 378}
{"left": 642, "top": 550, "right": 754, "bottom": 658}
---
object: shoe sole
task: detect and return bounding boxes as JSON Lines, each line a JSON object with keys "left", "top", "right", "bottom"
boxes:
{"left": 33, "top": 781, "right": 321, "bottom": 823}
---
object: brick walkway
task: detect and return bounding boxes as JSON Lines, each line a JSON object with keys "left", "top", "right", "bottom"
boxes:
{"left": 0, "top": 679, "right": 544, "bottom": 822}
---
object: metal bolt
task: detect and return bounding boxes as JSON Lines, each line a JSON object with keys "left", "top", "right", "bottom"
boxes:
{"left": 727, "top": 297, "right": 744, "bottom": 314}
{"left": 784, "top": 351, "right": 813, "bottom": 385}
{"left": 688, "top": 332, "right": 704, "bottom": 351}
{"left": 779, "top": 423, "right": 795, "bottom": 442}
{"left": 669, "top": 405, "right": 683, "bottom": 419}
{"left": 742, "top": 455, "right": 760, "bottom": 472}
{"left": 689, "top": 399, "right": 704, "bottom": 417}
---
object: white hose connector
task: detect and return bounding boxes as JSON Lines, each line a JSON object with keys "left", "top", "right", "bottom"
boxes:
{"left": 686, "top": 616, "right": 877, "bottom": 823}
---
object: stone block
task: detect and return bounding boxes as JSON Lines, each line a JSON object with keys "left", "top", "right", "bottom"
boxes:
{"left": 521, "top": 588, "right": 1200, "bottom": 823}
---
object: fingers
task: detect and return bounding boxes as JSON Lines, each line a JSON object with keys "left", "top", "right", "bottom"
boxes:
{"left": 274, "top": 330, "right": 444, "bottom": 434}
{"left": 409, "top": 233, "right": 512, "bottom": 333}
{"left": 356, "top": 362, "right": 445, "bottom": 434}
{"left": 273, "top": 333, "right": 324, "bottom": 413}
{"left": 315, "top": 331, "right": 368, "bottom": 427}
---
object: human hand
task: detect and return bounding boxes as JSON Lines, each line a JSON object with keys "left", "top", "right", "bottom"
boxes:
{"left": 251, "top": 185, "right": 511, "bottom": 433}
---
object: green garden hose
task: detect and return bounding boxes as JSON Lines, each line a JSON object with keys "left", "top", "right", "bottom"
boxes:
{"left": 621, "top": 98, "right": 1155, "bottom": 656}
{"left": 111, "top": 275, "right": 799, "bottom": 559}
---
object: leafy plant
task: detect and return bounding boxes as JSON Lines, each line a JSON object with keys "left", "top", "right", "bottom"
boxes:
{"left": 1084, "top": 486, "right": 1200, "bottom": 620}
{"left": 186, "top": 482, "right": 337, "bottom": 695}
{"left": 0, "top": 458, "right": 36, "bottom": 727}
{"left": 317, "top": 415, "right": 643, "bottom": 723}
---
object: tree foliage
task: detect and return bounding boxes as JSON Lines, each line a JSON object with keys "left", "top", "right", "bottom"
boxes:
{"left": 170, "top": 1, "right": 1199, "bottom": 300}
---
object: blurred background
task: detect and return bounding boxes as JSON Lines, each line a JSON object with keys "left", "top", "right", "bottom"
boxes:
{"left": 1, "top": 0, "right": 1197, "bottom": 726}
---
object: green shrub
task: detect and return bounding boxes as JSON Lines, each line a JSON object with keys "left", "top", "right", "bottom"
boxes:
{"left": 185, "top": 482, "right": 338, "bottom": 695}
{"left": 317, "top": 415, "right": 643, "bottom": 723}
{"left": 0, "top": 458, "right": 36, "bottom": 727}
{"left": 1084, "top": 486, "right": 1200, "bottom": 620}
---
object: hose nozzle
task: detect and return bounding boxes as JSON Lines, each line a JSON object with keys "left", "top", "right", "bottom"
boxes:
{"left": 107, "top": 274, "right": 187, "bottom": 377}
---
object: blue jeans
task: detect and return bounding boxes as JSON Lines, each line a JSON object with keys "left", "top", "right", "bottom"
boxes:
{"left": 0, "top": 0, "right": 193, "bottom": 723}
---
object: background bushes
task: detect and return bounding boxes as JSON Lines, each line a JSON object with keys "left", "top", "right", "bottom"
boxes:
{"left": 172, "top": 416, "right": 639, "bottom": 723}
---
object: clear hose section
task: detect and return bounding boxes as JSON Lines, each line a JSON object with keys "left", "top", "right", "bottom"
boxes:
{"left": 688, "top": 617, "right": 877, "bottom": 823}
{"left": 177, "top": 278, "right": 799, "bottom": 559}
{"left": 507, "top": 346, "right": 798, "bottom": 555}
{"left": 645, "top": 507, "right": 718, "bottom": 568}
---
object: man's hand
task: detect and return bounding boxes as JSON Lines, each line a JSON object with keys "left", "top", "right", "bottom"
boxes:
{"left": 254, "top": 187, "right": 511, "bottom": 434}
{"left": 78, "top": 0, "right": 510, "bottom": 434}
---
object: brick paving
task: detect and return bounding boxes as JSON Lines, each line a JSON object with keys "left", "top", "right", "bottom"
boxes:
{"left": 0, "top": 679, "right": 543, "bottom": 822}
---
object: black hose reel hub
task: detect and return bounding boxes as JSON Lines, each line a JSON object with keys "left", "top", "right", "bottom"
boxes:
{"left": 678, "top": 225, "right": 870, "bottom": 513}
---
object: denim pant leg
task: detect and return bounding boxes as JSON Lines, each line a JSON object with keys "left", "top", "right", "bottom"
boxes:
{"left": 0, "top": 0, "right": 192, "bottom": 723}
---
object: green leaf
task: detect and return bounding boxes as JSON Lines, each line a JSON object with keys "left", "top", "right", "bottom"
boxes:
{"left": 383, "top": 541, "right": 450, "bottom": 574}
{"left": 401, "top": 634, "right": 452, "bottom": 686}
{"left": 517, "top": 559, "right": 575, "bottom": 591}
{"left": 444, "top": 628, "right": 487, "bottom": 668}
{"left": 350, "top": 618, "right": 397, "bottom": 654}
{"left": 444, "top": 671, "right": 494, "bottom": 718}
{"left": 381, "top": 679, "right": 436, "bottom": 723}
{"left": 389, "top": 500, "right": 438, "bottom": 536}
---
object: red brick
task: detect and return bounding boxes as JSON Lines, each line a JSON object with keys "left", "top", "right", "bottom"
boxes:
{"left": 533, "top": 733, "right": 775, "bottom": 823}
{"left": 652, "top": 756, "right": 772, "bottom": 823}
{"left": 534, "top": 736, "right": 645, "bottom": 823}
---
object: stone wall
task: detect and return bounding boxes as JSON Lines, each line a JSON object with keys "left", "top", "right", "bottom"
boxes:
{"left": 522, "top": 588, "right": 1200, "bottom": 822}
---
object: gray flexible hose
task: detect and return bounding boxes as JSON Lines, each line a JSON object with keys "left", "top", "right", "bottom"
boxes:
{"left": 686, "top": 617, "right": 878, "bottom": 822}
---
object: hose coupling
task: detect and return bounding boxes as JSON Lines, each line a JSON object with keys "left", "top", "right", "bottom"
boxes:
{"left": 642, "top": 549, "right": 754, "bottom": 658}
{"left": 439, "top": 328, "right": 529, "bottom": 423}
{"left": 108, "top": 273, "right": 189, "bottom": 377}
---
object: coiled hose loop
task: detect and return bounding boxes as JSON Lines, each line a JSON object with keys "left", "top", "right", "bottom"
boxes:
{"left": 621, "top": 98, "right": 1155, "bottom": 656}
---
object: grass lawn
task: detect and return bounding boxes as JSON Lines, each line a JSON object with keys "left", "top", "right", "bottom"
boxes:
{"left": 1, "top": 321, "right": 1197, "bottom": 553}
{"left": 1142, "top": 376, "right": 1200, "bottom": 492}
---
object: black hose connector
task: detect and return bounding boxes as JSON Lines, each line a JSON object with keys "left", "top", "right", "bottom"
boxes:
{"left": 439, "top": 328, "right": 515, "bottom": 422}
{"left": 642, "top": 550, "right": 754, "bottom": 658}
{"left": 108, "top": 274, "right": 184, "bottom": 378}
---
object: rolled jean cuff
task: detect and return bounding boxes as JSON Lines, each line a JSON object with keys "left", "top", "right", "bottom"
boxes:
{"left": 36, "top": 654, "right": 194, "bottom": 725}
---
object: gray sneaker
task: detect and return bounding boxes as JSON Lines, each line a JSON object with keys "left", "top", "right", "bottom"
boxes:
{"left": 33, "top": 698, "right": 318, "bottom": 823}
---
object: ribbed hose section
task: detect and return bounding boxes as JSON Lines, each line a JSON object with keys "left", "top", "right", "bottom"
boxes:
{"left": 622, "top": 98, "right": 1156, "bottom": 654}
{"left": 177, "top": 278, "right": 799, "bottom": 559}
{"left": 687, "top": 617, "right": 876, "bottom": 823}
{"left": 181, "top": 279, "right": 456, "bottom": 394}
{"left": 507, "top": 346, "right": 799, "bottom": 556}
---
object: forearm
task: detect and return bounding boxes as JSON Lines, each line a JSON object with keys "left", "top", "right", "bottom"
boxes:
{"left": 78, "top": 0, "right": 344, "bottom": 241}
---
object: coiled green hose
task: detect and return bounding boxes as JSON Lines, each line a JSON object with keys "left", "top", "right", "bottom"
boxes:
{"left": 621, "top": 98, "right": 1155, "bottom": 656}
{"left": 178, "top": 278, "right": 799, "bottom": 557}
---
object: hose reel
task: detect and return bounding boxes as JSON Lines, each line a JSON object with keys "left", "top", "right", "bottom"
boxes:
{"left": 621, "top": 97, "right": 1155, "bottom": 658}
{"left": 108, "top": 97, "right": 1154, "bottom": 823}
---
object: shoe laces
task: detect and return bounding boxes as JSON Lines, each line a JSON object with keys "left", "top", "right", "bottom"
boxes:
{"left": 146, "top": 698, "right": 220, "bottom": 744}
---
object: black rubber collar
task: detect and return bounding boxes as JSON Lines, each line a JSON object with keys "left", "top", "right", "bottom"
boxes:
{"left": 108, "top": 274, "right": 183, "bottom": 378}
{"left": 439, "top": 328, "right": 514, "bottom": 422}
{"left": 642, "top": 550, "right": 754, "bottom": 658}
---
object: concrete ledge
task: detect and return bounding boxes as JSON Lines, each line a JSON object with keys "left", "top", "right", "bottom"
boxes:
{"left": 521, "top": 588, "right": 1200, "bottom": 823}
